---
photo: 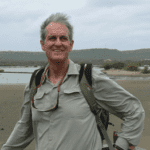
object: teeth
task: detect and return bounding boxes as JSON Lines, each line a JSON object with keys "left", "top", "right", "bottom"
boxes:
{"left": 54, "top": 50, "right": 62, "bottom": 52}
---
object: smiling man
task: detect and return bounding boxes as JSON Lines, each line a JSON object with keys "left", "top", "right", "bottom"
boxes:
{"left": 40, "top": 21, "right": 74, "bottom": 84}
{"left": 1, "top": 13, "right": 145, "bottom": 150}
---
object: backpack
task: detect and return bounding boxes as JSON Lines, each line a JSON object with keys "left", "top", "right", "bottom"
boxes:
{"left": 29, "top": 63, "right": 114, "bottom": 150}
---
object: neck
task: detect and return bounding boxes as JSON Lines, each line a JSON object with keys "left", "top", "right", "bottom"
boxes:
{"left": 48, "top": 59, "right": 69, "bottom": 79}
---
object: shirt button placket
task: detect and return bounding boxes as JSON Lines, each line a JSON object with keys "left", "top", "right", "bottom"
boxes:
{"left": 48, "top": 119, "right": 54, "bottom": 150}
{"left": 49, "top": 120, "right": 53, "bottom": 141}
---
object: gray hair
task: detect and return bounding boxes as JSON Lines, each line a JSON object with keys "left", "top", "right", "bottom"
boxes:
{"left": 40, "top": 13, "right": 73, "bottom": 43}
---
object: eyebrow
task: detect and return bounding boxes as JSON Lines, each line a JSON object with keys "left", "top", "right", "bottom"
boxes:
{"left": 60, "top": 36, "right": 69, "bottom": 39}
{"left": 48, "top": 35, "right": 69, "bottom": 38}
{"left": 48, "top": 35, "right": 69, "bottom": 40}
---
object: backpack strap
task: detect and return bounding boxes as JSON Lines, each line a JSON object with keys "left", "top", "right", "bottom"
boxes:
{"left": 79, "top": 64, "right": 114, "bottom": 150}
{"left": 29, "top": 69, "right": 39, "bottom": 89}
{"left": 79, "top": 63, "right": 92, "bottom": 86}
{"left": 29, "top": 63, "right": 114, "bottom": 150}
{"left": 29, "top": 66, "right": 46, "bottom": 89}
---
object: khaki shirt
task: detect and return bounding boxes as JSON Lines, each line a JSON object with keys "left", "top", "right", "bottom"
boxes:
{"left": 1, "top": 59, "right": 145, "bottom": 150}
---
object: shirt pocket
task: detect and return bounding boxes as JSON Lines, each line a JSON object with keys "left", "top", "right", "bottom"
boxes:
{"left": 34, "top": 91, "right": 45, "bottom": 108}
{"left": 32, "top": 89, "right": 57, "bottom": 122}
{"left": 61, "top": 87, "right": 83, "bottom": 101}
{"left": 61, "top": 88, "right": 91, "bottom": 119}
{"left": 32, "top": 90, "right": 50, "bottom": 122}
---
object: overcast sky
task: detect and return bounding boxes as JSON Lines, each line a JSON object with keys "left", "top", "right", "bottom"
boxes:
{"left": 1, "top": 0, "right": 150, "bottom": 52}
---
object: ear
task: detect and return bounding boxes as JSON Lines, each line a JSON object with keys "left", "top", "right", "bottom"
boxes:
{"left": 69, "top": 40, "right": 74, "bottom": 52}
{"left": 40, "top": 40, "right": 46, "bottom": 51}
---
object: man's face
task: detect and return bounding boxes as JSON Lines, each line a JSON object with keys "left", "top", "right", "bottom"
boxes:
{"left": 40, "top": 22, "right": 74, "bottom": 63}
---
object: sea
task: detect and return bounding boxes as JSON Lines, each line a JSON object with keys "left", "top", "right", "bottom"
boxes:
{"left": 0, "top": 66, "right": 150, "bottom": 84}
{"left": 0, "top": 66, "right": 40, "bottom": 84}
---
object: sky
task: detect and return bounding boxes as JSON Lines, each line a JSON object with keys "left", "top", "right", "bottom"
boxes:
{"left": 0, "top": 0, "right": 150, "bottom": 52}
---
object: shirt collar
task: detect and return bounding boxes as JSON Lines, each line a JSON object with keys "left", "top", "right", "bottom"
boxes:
{"left": 67, "top": 59, "right": 80, "bottom": 75}
{"left": 40, "top": 59, "right": 80, "bottom": 85}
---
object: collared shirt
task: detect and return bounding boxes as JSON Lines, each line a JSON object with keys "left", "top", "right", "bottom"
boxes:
{"left": 1, "top": 59, "right": 145, "bottom": 150}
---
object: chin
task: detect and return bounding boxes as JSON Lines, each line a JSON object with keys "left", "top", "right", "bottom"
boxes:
{"left": 49, "top": 57, "right": 69, "bottom": 63}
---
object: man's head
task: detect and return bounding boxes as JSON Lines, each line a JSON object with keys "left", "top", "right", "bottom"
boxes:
{"left": 40, "top": 13, "right": 74, "bottom": 63}
{"left": 40, "top": 13, "right": 73, "bottom": 43}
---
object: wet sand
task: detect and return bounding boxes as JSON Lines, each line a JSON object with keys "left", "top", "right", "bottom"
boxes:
{"left": 0, "top": 81, "right": 149, "bottom": 150}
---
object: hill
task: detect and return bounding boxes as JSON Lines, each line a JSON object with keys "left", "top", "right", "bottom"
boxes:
{"left": 0, "top": 48, "right": 150, "bottom": 66}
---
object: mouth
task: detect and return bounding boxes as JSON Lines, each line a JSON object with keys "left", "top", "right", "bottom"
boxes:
{"left": 53, "top": 50, "right": 63, "bottom": 52}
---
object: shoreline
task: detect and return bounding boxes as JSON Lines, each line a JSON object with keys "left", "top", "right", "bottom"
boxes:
{"left": 101, "top": 69, "right": 150, "bottom": 77}
{"left": 0, "top": 83, "right": 27, "bottom": 86}
{"left": 106, "top": 73, "right": 150, "bottom": 77}
{"left": 0, "top": 72, "right": 33, "bottom": 74}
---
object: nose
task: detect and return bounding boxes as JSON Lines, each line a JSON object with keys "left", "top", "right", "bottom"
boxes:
{"left": 55, "top": 38, "right": 62, "bottom": 46}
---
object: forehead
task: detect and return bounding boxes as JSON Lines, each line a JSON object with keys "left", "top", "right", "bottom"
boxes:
{"left": 46, "top": 22, "right": 69, "bottom": 36}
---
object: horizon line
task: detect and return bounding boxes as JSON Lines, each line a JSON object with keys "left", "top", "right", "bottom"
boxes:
{"left": 0, "top": 47, "right": 150, "bottom": 52}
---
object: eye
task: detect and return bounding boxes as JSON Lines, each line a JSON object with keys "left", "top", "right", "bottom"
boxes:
{"left": 49, "top": 36, "right": 56, "bottom": 40}
{"left": 60, "top": 36, "right": 68, "bottom": 41}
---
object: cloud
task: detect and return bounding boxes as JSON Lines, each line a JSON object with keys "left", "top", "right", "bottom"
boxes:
{"left": 0, "top": 0, "right": 150, "bottom": 51}
{"left": 0, "top": 0, "right": 87, "bottom": 17}
{"left": 86, "top": 0, "right": 148, "bottom": 8}
{"left": 66, "top": 2, "right": 150, "bottom": 50}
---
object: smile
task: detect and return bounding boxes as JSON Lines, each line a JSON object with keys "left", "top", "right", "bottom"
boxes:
{"left": 53, "top": 50, "right": 63, "bottom": 52}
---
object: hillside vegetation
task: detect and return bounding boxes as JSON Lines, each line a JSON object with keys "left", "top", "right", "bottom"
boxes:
{"left": 0, "top": 48, "right": 150, "bottom": 67}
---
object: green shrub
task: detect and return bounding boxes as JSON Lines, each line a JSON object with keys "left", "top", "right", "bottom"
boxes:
{"left": 141, "top": 66, "right": 150, "bottom": 74}
{"left": 112, "top": 62, "right": 125, "bottom": 69}
{"left": 127, "top": 66, "right": 138, "bottom": 71}
{"left": 0, "top": 69, "right": 4, "bottom": 72}
{"left": 103, "top": 63, "right": 112, "bottom": 70}
{"left": 34, "top": 65, "right": 37, "bottom": 67}
{"left": 123, "top": 62, "right": 139, "bottom": 71}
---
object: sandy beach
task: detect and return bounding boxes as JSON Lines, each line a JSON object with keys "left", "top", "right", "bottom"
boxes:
{"left": 0, "top": 80, "right": 149, "bottom": 150}
{"left": 101, "top": 69, "right": 150, "bottom": 77}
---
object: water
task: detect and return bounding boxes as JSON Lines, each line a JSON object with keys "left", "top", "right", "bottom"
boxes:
{"left": 0, "top": 66, "right": 149, "bottom": 73}
{"left": 0, "top": 66, "right": 40, "bottom": 84}
{"left": 0, "top": 73, "right": 32, "bottom": 84}
{"left": 107, "top": 75, "right": 150, "bottom": 81}
{"left": 0, "top": 66, "right": 150, "bottom": 84}
{"left": 138, "top": 66, "right": 150, "bottom": 70}
{"left": 0, "top": 66, "right": 41, "bottom": 73}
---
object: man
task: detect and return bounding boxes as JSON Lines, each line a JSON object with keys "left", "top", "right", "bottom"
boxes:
{"left": 1, "top": 13, "right": 145, "bottom": 150}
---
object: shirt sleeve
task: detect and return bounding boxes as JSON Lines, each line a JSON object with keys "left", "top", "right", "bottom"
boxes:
{"left": 92, "top": 67, "right": 145, "bottom": 150}
{"left": 1, "top": 83, "right": 34, "bottom": 150}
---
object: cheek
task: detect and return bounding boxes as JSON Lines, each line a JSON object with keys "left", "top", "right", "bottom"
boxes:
{"left": 46, "top": 51, "right": 52, "bottom": 57}
{"left": 64, "top": 43, "right": 72, "bottom": 50}
{"left": 67, "top": 46, "right": 72, "bottom": 52}
{"left": 46, "top": 43, "right": 53, "bottom": 48}
{"left": 45, "top": 41, "right": 53, "bottom": 47}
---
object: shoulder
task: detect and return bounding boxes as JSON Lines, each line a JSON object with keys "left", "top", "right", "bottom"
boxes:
{"left": 24, "top": 82, "right": 30, "bottom": 92}
{"left": 92, "top": 66, "right": 110, "bottom": 82}
{"left": 91, "top": 66, "right": 121, "bottom": 91}
{"left": 21, "top": 82, "right": 31, "bottom": 105}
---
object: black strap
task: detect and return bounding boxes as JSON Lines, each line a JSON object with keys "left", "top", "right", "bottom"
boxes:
{"left": 35, "top": 68, "right": 45, "bottom": 86}
{"left": 29, "top": 63, "right": 114, "bottom": 150}
{"left": 29, "top": 69, "right": 39, "bottom": 88}
{"left": 85, "top": 64, "right": 92, "bottom": 86}
{"left": 29, "top": 66, "right": 45, "bottom": 88}
{"left": 79, "top": 63, "right": 92, "bottom": 86}
{"left": 79, "top": 64, "right": 114, "bottom": 150}
{"left": 79, "top": 63, "right": 85, "bottom": 83}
